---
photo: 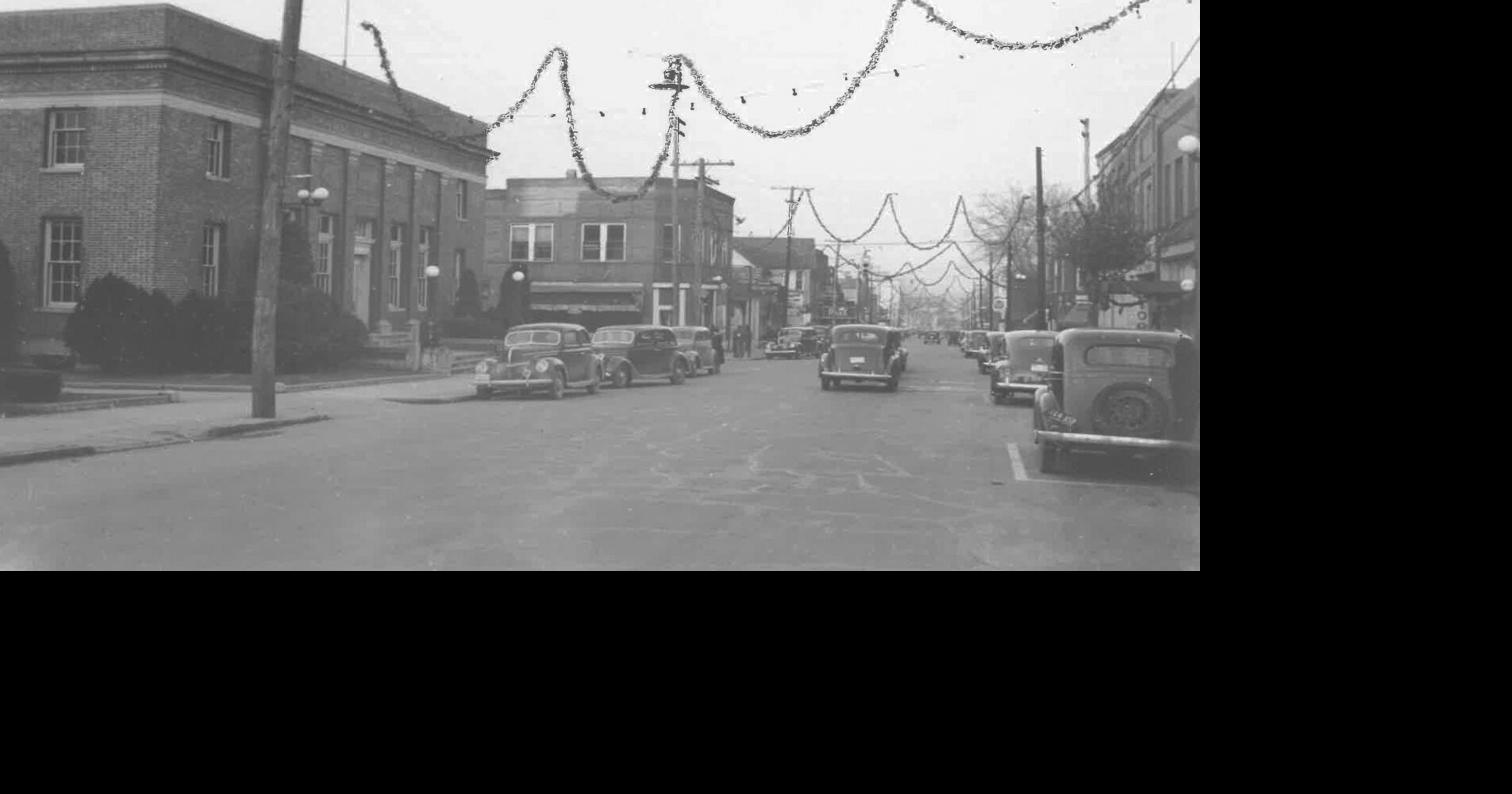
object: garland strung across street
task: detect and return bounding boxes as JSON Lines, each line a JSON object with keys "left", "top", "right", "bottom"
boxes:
{"left": 360, "top": 0, "right": 1158, "bottom": 202}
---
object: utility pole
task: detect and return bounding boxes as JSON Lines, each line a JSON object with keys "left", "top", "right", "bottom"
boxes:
{"left": 1035, "top": 146, "right": 1048, "bottom": 331}
{"left": 252, "top": 0, "right": 303, "bottom": 418}
{"left": 689, "top": 157, "right": 734, "bottom": 326}
{"left": 1081, "top": 118, "right": 1091, "bottom": 197}
{"left": 770, "top": 186, "right": 809, "bottom": 328}
{"left": 670, "top": 123, "right": 681, "bottom": 324}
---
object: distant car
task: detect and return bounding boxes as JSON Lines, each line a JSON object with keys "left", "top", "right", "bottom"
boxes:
{"left": 989, "top": 330, "right": 1058, "bottom": 404}
{"left": 474, "top": 323, "right": 603, "bottom": 400}
{"left": 1033, "top": 328, "right": 1200, "bottom": 474}
{"left": 765, "top": 326, "right": 819, "bottom": 359}
{"left": 672, "top": 326, "right": 720, "bottom": 375}
{"left": 818, "top": 324, "right": 905, "bottom": 392}
{"left": 922, "top": 331, "right": 942, "bottom": 345}
{"left": 962, "top": 330, "right": 990, "bottom": 361}
{"left": 593, "top": 325, "right": 691, "bottom": 387}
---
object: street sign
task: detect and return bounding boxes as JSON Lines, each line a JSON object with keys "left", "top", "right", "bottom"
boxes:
{"left": 991, "top": 297, "right": 1007, "bottom": 311}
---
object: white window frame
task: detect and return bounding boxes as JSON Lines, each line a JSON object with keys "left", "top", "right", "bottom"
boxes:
{"left": 510, "top": 223, "right": 554, "bottom": 262}
{"left": 580, "top": 223, "right": 627, "bottom": 262}
{"left": 44, "top": 218, "right": 84, "bottom": 308}
{"left": 201, "top": 223, "right": 223, "bottom": 297}
{"left": 416, "top": 226, "right": 432, "bottom": 310}
{"left": 387, "top": 223, "right": 405, "bottom": 308}
{"left": 47, "top": 108, "right": 85, "bottom": 169}
{"left": 205, "top": 119, "right": 230, "bottom": 179}
{"left": 316, "top": 214, "right": 336, "bottom": 294}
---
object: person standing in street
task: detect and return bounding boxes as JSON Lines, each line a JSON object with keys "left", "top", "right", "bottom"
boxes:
{"left": 710, "top": 326, "right": 725, "bottom": 367}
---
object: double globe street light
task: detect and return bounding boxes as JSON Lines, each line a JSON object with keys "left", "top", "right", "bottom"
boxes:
{"left": 1176, "top": 134, "right": 1200, "bottom": 345}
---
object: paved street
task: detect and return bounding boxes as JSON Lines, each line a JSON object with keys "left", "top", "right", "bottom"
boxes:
{"left": 0, "top": 342, "right": 1199, "bottom": 570}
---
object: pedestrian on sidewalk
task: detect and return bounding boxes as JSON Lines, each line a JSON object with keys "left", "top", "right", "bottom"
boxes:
{"left": 710, "top": 326, "right": 725, "bottom": 367}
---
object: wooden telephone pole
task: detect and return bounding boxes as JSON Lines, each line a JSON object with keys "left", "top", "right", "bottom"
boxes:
{"left": 252, "top": 0, "right": 302, "bottom": 418}
{"left": 688, "top": 157, "right": 734, "bottom": 326}
{"left": 770, "top": 186, "right": 810, "bottom": 328}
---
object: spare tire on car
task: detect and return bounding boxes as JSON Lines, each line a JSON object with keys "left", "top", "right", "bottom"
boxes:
{"left": 1090, "top": 382, "right": 1170, "bottom": 438}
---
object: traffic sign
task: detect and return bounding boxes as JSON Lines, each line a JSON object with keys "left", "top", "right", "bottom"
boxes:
{"left": 991, "top": 297, "right": 1007, "bottom": 311}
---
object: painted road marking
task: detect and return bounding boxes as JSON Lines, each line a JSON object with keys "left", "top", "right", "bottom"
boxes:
{"left": 1005, "top": 441, "right": 1189, "bottom": 492}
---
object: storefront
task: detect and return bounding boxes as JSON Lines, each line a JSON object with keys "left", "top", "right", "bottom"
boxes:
{"left": 527, "top": 282, "right": 644, "bottom": 331}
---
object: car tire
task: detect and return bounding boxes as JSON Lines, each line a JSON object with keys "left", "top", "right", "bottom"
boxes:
{"left": 712, "top": 361, "right": 721, "bottom": 375}
{"left": 548, "top": 370, "right": 566, "bottom": 400}
{"left": 586, "top": 366, "right": 601, "bottom": 395}
{"left": 1091, "top": 382, "right": 1171, "bottom": 438}
{"left": 670, "top": 361, "right": 686, "bottom": 385}
{"left": 992, "top": 391, "right": 1005, "bottom": 405}
{"left": 820, "top": 376, "right": 831, "bottom": 391}
{"left": 886, "top": 376, "right": 899, "bottom": 392}
{"left": 476, "top": 385, "right": 491, "bottom": 399}
{"left": 612, "top": 365, "right": 630, "bottom": 389}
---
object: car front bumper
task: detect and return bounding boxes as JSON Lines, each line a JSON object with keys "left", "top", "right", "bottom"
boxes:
{"left": 992, "top": 381, "right": 1046, "bottom": 395}
{"left": 821, "top": 370, "right": 892, "bottom": 381}
{"left": 1034, "top": 430, "right": 1199, "bottom": 453}
{"left": 475, "top": 375, "right": 554, "bottom": 392}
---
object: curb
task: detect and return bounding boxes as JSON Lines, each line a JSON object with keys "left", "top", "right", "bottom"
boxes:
{"left": 0, "top": 445, "right": 98, "bottom": 468}
{"left": 0, "top": 391, "right": 178, "bottom": 416}
{"left": 0, "top": 414, "right": 333, "bottom": 468}
{"left": 383, "top": 394, "right": 478, "bottom": 405}
{"left": 201, "top": 413, "right": 333, "bottom": 438}
{"left": 66, "top": 371, "right": 451, "bottom": 394}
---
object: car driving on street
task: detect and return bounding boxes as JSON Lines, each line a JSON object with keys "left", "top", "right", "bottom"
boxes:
{"left": 818, "top": 324, "right": 905, "bottom": 392}
{"left": 989, "top": 330, "right": 1058, "bottom": 404}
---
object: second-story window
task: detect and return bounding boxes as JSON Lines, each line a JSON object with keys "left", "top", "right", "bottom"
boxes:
{"left": 205, "top": 120, "right": 230, "bottom": 179}
{"left": 510, "top": 224, "right": 554, "bottom": 261}
{"left": 455, "top": 180, "right": 469, "bottom": 220}
{"left": 316, "top": 214, "right": 336, "bottom": 294}
{"left": 47, "top": 109, "right": 85, "bottom": 168}
{"left": 660, "top": 224, "right": 677, "bottom": 263}
{"left": 582, "top": 223, "right": 626, "bottom": 262}
{"left": 388, "top": 223, "right": 405, "bottom": 307}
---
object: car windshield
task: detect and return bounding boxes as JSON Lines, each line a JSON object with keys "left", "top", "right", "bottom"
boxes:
{"left": 967, "top": 333, "right": 988, "bottom": 344}
{"left": 1012, "top": 337, "right": 1055, "bottom": 349}
{"left": 505, "top": 330, "right": 561, "bottom": 346}
{"left": 779, "top": 330, "right": 805, "bottom": 340}
{"left": 593, "top": 330, "right": 635, "bottom": 344}
{"left": 1085, "top": 345, "right": 1171, "bottom": 368}
{"left": 833, "top": 329, "right": 883, "bottom": 344}
{"left": 674, "top": 329, "right": 695, "bottom": 341}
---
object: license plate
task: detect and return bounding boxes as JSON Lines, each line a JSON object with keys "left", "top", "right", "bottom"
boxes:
{"left": 1031, "top": 364, "right": 1048, "bottom": 372}
{"left": 474, "top": 373, "right": 489, "bottom": 383}
{"left": 849, "top": 357, "right": 866, "bottom": 364}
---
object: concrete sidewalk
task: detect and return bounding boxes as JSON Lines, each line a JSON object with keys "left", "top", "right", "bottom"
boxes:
{"left": 1, "top": 374, "right": 482, "bottom": 467}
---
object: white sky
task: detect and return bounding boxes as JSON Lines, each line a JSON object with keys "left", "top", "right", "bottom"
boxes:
{"left": 2, "top": 0, "right": 1199, "bottom": 292}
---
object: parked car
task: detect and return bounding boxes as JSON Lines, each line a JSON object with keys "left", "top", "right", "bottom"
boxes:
{"left": 765, "top": 326, "right": 820, "bottom": 359}
{"left": 818, "top": 324, "right": 905, "bottom": 392}
{"left": 593, "top": 325, "right": 691, "bottom": 387}
{"left": 922, "top": 331, "right": 942, "bottom": 345}
{"left": 962, "top": 330, "right": 990, "bottom": 361}
{"left": 672, "top": 326, "right": 720, "bottom": 375}
{"left": 989, "top": 330, "right": 1058, "bottom": 404}
{"left": 977, "top": 331, "right": 1009, "bottom": 374}
{"left": 1032, "top": 328, "right": 1200, "bottom": 474}
{"left": 474, "top": 323, "right": 603, "bottom": 400}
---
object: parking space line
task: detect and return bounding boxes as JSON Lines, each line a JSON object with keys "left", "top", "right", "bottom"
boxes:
{"left": 1004, "top": 441, "right": 1187, "bottom": 492}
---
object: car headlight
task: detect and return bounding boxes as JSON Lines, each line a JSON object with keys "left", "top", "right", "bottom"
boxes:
{"left": 475, "top": 360, "right": 490, "bottom": 374}
{"left": 535, "top": 358, "right": 550, "bottom": 373}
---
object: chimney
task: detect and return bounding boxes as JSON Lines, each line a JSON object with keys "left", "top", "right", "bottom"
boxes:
{"left": 565, "top": 169, "right": 578, "bottom": 180}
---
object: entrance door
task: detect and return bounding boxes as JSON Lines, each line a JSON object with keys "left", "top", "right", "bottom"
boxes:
{"left": 351, "top": 247, "right": 371, "bottom": 326}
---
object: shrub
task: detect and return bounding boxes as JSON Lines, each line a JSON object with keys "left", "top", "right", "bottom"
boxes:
{"left": 64, "top": 274, "right": 147, "bottom": 373}
{"left": 441, "top": 315, "right": 510, "bottom": 340}
{"left": 0, "top": 367, "right": 62, "bottom": 403}
{"left": 0, "top": 240, "right": 22, "bottom": 363}
{"left": 175, "top": 292, "right": 249, "bottom": 372}
{"left": 280, "top": 218, "right": 316, "bottom": 286}
{"left": 454, "top": 268, "right": 483, "bottom": 318}
{"left": 275, "top": 280, "right": 366, "bottom": 373}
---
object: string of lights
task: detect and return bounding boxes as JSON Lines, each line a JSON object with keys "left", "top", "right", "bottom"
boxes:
{"left": 804, "top": 190, "right": 894, "bottom": 244}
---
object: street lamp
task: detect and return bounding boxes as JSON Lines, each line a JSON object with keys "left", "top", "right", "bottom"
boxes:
{"left": 1177, "top": 134, "right": 1200, "bottom": 347}
{"left": 423, "top": 264, "right": 440, "bottom": 348}
{"left": 296, "top": 186, "right": 330, "bottom": 205}
{"left": 1178, "top": 134, "right": 1200, "bottom": 158}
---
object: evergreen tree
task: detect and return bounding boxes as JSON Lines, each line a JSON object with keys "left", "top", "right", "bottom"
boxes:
{"left": 454, "top": 267, "right": 483, "bottom": 318}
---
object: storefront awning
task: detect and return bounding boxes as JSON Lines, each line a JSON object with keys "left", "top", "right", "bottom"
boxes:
{"left": 529, "top": 286, "right": 642, "bottom": 314}
{"left": 1107, "top": 280, "right": 1188, "bottom": 296}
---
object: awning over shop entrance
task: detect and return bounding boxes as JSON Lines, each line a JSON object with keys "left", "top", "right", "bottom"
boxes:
{"left": 528, "top": 282, "right": 643, "bottom": 314}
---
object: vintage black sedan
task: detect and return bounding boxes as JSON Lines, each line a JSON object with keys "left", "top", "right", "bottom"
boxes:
{"left": 672, "top": 326, "right": 720, "bottom": 376}
{"left": 988, "top": 330, "right": 1058, "bottom": 404}
{"left": 474, "top": 323, "right": 603, "bottom": 399}
{"left": 593, "top": 325, "right": 691, "bottom": 387}
{"left": 818, "top": 324, "right": 905, "bottom": 392}
{"left": 1032, "top": 328, "right": 1200, "bottom": 474}
{"left": 764, "top": 326, "right": 820, "bottom": 359}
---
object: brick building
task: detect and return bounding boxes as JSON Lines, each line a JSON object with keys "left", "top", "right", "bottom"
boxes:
{"left": 730, "top": 235, "right": 829, "bottom": 331}
{"left": 485, "top": 172, "right": 736, "bottom": 331}
{"left": 1093, "top": 77, "right": 1201, "bottom": 333}
{"left": 0, "top": 3, "right": 492, "bottom": 358}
